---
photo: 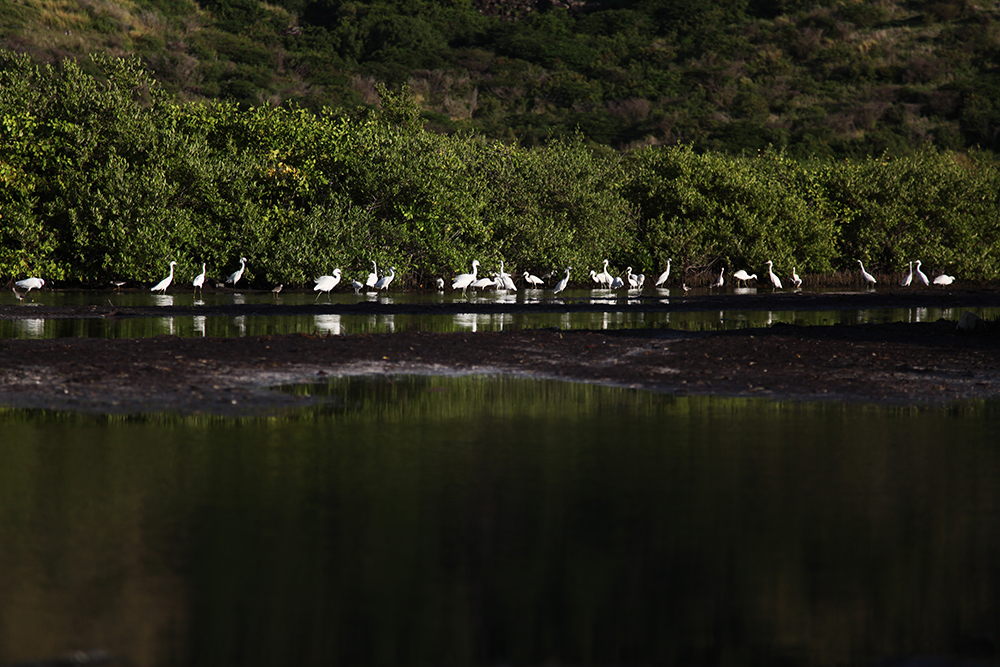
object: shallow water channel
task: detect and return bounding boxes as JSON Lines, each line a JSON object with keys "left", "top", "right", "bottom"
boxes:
{"left": 1, "top": 287, "right": 993, "bottom": 338}
{"left": 1, "top": 375, "right": 999, "bottom": 666}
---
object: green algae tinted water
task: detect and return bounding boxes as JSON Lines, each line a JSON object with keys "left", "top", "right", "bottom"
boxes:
{"left": 1, "top": 376, "right": 998, "bottom": 666}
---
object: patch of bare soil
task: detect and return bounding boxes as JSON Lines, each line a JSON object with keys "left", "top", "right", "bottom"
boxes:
{"left": 0, "top": 290, "right": 998, "bottom": 414}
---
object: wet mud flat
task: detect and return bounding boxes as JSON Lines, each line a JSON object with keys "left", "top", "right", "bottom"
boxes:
{"left": 0, "top": 289, "right": 998, "bottom": 414}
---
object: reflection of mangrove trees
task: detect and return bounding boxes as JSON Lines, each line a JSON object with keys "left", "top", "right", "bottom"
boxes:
{"left": 2, "top": 51, "right": 1000, "bottom": 287}
{"left": 1, "top": 379, "right": 999, "bottom": 665}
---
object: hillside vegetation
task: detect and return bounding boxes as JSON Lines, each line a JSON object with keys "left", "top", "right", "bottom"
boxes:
{"left": 2, "top": 50, "right": 999, "bottom": 289}
{"left": 3, "top": 0, "right": 1000, "bottom": 157}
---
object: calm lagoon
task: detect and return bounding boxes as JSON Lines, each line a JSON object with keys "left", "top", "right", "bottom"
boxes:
{"left": 1, "top": 375, "right": 998, "bottom": 666}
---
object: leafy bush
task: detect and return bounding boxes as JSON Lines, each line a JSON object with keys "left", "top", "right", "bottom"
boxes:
{"left": 1, "top": 49, "right": 999, "bottom": 289}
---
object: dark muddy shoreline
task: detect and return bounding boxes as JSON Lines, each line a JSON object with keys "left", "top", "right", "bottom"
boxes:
{"left": 0, "top": 289, "right": 998, "bottom": 415}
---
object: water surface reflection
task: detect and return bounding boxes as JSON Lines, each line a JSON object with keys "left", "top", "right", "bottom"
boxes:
{"left": 1, "top": 376, "right": 998, "bottom": 666}
{"left": 0, "top": 304, "right": 992, "bottom": 340}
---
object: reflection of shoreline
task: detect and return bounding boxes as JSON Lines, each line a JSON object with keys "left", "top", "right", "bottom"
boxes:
{"left": 1, "top": 376, "right": 996, "bottom": 667}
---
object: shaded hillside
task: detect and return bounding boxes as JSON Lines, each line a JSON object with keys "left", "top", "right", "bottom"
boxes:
{"left": 2, "top": 0, "right": 1000, "bottom": 156}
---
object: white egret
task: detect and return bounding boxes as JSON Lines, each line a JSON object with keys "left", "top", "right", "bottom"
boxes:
{"left": 15, "top": 277, "right": 44, "bottom": 292}
{"left": 471, "top": 276, "right": 495, "bottom": 290}
{"left": 792, "top": 267, "right": 802, "bottom": 288}
{"left": 524, "top": 271, "right": 544, "bottom": 288}
{"left": 497, "top": 261, "right": 517, "bottom": 291}
{"left": 915, "top": 260, "right": 929, "bottom": 286}
{"left": 150, "top": 261, "right": 177, "bottom": 293}
{"left": 435, "top": 277, "right": 445, "bottom": 290}
{"left": 452, "top": 260, "right": 480, "bottom": 294}
{"left": 598, "top": 259, "right": 613, "bottom": 287}
{"left": 636, "top": 273, "right": 645, "bottom": 288}
{"left": 590, "top": 270, "right": 601, "bottom": 284}
{"left": 733, "top": 270, "right": 756, "bottom": 287}
{"left": 765, "top": 260, "right": 782, "bottom": 289}
{"left": 712, "top": 268, "right": 724, "bottom": 288}
{"left": 366, "top": 261, "right": 379, "bottom": 288}
{"left": 193, "top": 263, "right": 206, "bottom": 293}
{"left": 654, "top": 259, "right": 672, "bottom": 287}
{"left": 626, "top": 266, "right": 639, "bottom": 288}
{"left": 314, "top": 269, "right": 342, "bottom": 300}
{"left": 857, "top": 259, "right": 876, "bottom": 287}
{"left": 901, "top": 261, "right": 913, "bottom": 287}
{"left": 610, "top": 275, "right": 625, "bottom": 289}
{"left": 352, "top": 279, "right": 364, "bottom": 294}
{"left": 933, "top": 274, "right": 955, "bottom": 285}
{"left": 553, "top": 267, "right": 571, "bottom": 294}
{"left": 226, "top": 257, "right": 247, "bottom": 286}
{"left": 374, "top": 266, "right": 395, "bottom": 292}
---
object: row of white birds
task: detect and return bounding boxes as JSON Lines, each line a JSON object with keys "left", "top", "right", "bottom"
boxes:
{"left": 451, "top": 257, "right": 958, "bottom": 294}
{"left": 9, "top": 256, "right": 957, "bottom": 300}
{"left": 724, "top": 258, "right": 954, "bottom": 289}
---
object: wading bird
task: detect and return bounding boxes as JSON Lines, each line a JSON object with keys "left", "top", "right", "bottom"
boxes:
{"left": 314, "top": 269, "right": 342, "bottom": 300}
{"left": 712, "top": 268, "right": 725, "bottom": 288}
{"left": 523, "top": 271, "right": 544, "bottom": 288}
{"left": 733, "top": 269, "right": 757, "bottom": 287}
{"left": 352, "top": 279, "right": 364, "bottom": 294}
{"left": 435, "top": 277, "right": 445, "bottom": 290}
{"left": 193, "top": 263, "right": 206, "bottom": 294}
{"left": 857, "top": 259, "right": 876, "bottom": 287}
{"left": 497, "top": 261, "right": 517, "bottom": 291}
{"left": 553, "top": 267, "right": 571, "bottom": 295}
{"left": 151, "top": 261, "right": 177, "bottom": 293}
{"left": 366, "top": 261, "right": 379, "bottom": 289}
{"left": 901, "top": 261, "right": 913, "bottom": 287}
{"left": 933, "top": 274, "right": 955, "bottom": 286}
{"left": 12, "top": 287, "right": 25, "bottom": 303}
{"left": 792, "top": 267, "right": 802, "bottom": 289}
{"left": 598, "top": 259, "right": 613, "bottom": 287}
{"left": 374, "top": 266, "right": 395, "bottom": 292}
{"left": 915, "top": 260, "right": 929, "bottom": 286}
{"left": 765, "top": 260, "right": 782, "bottom": 289}
{"left": 15, "top": 277, "right": 44, "bottom": 292}
{"left": 471, "top": 276, "right": 495, "bottom": 291}
{"left": 626, "top": 267, "right": 639, "bottom": 289}
{"left": 452, "top": 260, "right": 480, "bottom": 294}
{"left": 226, "top": 257, "right": 247, "bottom": 286}
{"left": 271, "top": 284, "right": 283, "bottom": 297}
{"left": 655, "top": 259, "right": 672, "bottom": 288}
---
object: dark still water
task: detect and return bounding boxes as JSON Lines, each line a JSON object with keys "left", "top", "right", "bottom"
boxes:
{"left": 1, "top": 377, "right": 998, "bottom": 667}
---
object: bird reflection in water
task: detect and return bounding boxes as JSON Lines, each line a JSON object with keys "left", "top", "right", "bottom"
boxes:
{"left": 314, "top": 314, "right": 341, "bottom": 335}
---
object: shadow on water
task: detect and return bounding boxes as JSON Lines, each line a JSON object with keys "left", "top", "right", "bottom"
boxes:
{"left": 1, "top": 376, "right": 999, "bottom": 666}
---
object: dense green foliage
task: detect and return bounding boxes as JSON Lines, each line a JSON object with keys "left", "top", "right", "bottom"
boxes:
{"left": 5, "top": 0, "right": 1000, "bottom": 157}
{"left": 1, "top": 50, "right": 999, "bottom": 287}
